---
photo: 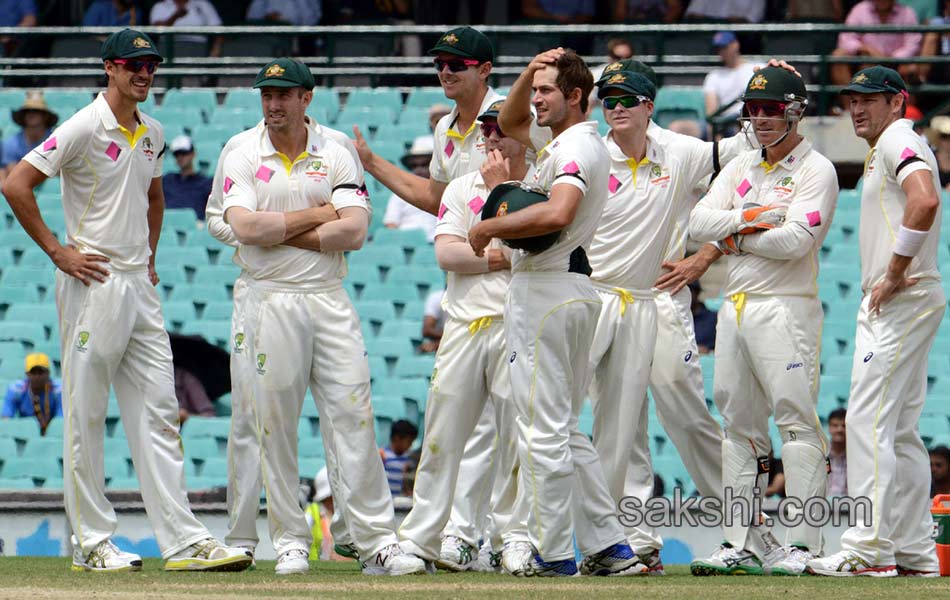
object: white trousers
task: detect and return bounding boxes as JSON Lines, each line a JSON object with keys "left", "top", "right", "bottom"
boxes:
{"left": 399, "top": 317, "right": 520, "bottom": 560}
{"left": 225, "top": 277, "right": 354, "bottom": 551}
{"left": 242, "top": 282, "right": 397, "bottom": 557}
{"left": 506, "top": 272, "right": 625, "bottom": 561}
{"left": 443, "top": 402, "right": 496, "bottom": 546}
{"left": 840, "top": 282, "right": 945, "bottom": 569}
{"left": 715, "top": 294, "right": 828, "bottom": 554}
{"left": 57, "top": 270, "right": 210, "bottom": 559}
{"left": 588, "top": 287, "right": 659, "bottom": 549}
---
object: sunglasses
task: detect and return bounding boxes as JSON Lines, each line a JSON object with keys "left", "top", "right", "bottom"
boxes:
{"left": 112, "top": 59, "right": 159, "bottom": 74}
{"left": 434, "top": 58, "right": 480, "bottom": 73}
{"left": 480, "top": 121, "right": 505, "bottom": 138}
{"left": 602, "top": 95, "right": 650, "bottom": 110}
{"left": 745, "top": 102, "right": 787, "bottom": 118}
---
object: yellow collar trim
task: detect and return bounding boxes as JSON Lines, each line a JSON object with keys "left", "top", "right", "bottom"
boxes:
{"left": 118, "top": 122, "right": 148, "bottom": 149}
{"left": 758, "top": 160, "right": 778, "bottom": 173}
{"left": 446, "top": 118, "right": 477, "bottom": 142}
{"left": 276, "top": 151, "right": 310, "bottom": 175}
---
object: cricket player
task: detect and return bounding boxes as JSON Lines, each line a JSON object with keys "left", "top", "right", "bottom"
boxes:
{"left": 470, "top": 48, "right": 641, "bottom": 577}
{"left": 807, "top": 66, "right": 945, "bottom": 578}
{"left": 1, "top": 29, "right": 251, "bottom": 572}
{"left": 220, "top": 58, "right": 424, "bottom": 576}
{"left": 689, "top": 66, "right": 839, "bottom": 575}
{"left": 397, "top": 100, "right": 523, "bottom": 573}
{"left": 353, "top": 26, "right": 506, "bottom": 568}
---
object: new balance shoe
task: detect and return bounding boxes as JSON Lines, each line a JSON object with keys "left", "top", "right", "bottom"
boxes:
{"left": 805, "top": 551, "right": 896, "bottom": 577}
{"left": 275, "top": 549, "right": 309, "bottom": 575}
{"left": 334, "top": 542, "right": 359, "bottom": 560}
{"left": 361, "top": 543, "right": 426, "bottom": 576}
{"left": 522, "top": 553, "right": 579, "bottom": 577}
{"left": 473, "top": 544, "right": 502, "bottom": 573}
{"left": 690, "top": 543, "right": 763, "bottom": 576}
{"left": 635, "top": 547, "right": 665, "bottom": 575}
{"left": 501, "top": 541, "right": 534, "bottom": 576}
{"left": 164, "top": 538, "right": 253, "bottom": 571}
{"left": 580, "top": 543, "right": 647, "bottom": 576}
{"left": 72, "top": 539, "right": 142, "bottom": 572}
{"left": 436, "top": 535, "right": 477, "bottom": 572}
{"left": 767, "top": 546, "right": 813, "bottom": 576}
{"left": 897, "top": 566, "right": 940, "bottom": 577}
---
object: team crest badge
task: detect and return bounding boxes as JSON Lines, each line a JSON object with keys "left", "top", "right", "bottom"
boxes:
{"left": 442, "top": 33, "right": 459, "bottom": 45}
{"left": 496, "top": 201, "right": 508, "bottom": 217}
{"left": 234, "top": 333, "right": 245, "bottom": 354}
{"left": 780, "top": 176, "right": 793, "bottom": 186}
{"left": 256, "top": 353, "right": 267, "bottom": 374}
{"left": 265, "top": 64, "right": 285, "bottom": 78}
{"left": 749, "top": 74, "right": 768, "bottom": 91}
{"left": 650, "top": 164, "right": 662, "bottom": 178}
{"left": 311, "top": 159, "right": 322, "bottom": 170}
{"left": 604, "top": 62, "right": 623, "bottom": 73}
{"left": 77, "top": 331, "right": 90, "bottom": 352}
{"left": 607, "top": 73, "right": 626, "bottom": 85}
{"left": 488, "top": 101, "right": 504, "bottom": 113}
{"left": 132, "top": 37, "right": 151, "bottom": 49}
{"left": 852, "top": 73, "right": 869, "bottom": 85}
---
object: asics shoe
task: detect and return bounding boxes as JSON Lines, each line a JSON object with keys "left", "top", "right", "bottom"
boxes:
{"left": 690, "top": 543, "right": 763, "bottom": 576}
{"left": 72, "top": 539, "right": 142, "bottom": 572}
{"left": 579, "top": 543, "right": 647, "bottom": 576}
{"left": 805, "top": 551, "right": 896, "bottom": 577}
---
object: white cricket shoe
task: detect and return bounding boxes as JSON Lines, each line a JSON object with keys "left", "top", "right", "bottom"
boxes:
{"left": 690, "top": 543, "right": 763, "bottom": 576}
{"left": 164, "top": 537, "right": 253, "bottom": 571}
{"left": 502, "top": 541, "right": 534, "bottom": 576}
{"left": 72, "top": 539, "right": 142, "bottom": 572}
{"left": 361, "top": 543, "right": 426, "bottom": 576}
{"left": 634, "top": 547, "right": 665, "bottom": 575}
{"left": 436, "top": 535, "right": 477, "bottom": 571}
{"left": 806, "top": 551, "right": 896, "bottom": 577}
{"left": 275, "top": 549, "right": 309, "bottom": 575}
{"left": 472, "top": 544, "right": 502, "bottom": 573}
{"left": 767, "top": 546, "right": 813, "bottom": 576}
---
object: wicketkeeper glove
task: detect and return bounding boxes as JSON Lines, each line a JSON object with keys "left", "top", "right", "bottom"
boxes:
{"left": 737, "top": 202, "right": 786, "bottom": 234}
{"left": 715, "top": 235, "right": 744, "bottom": 256}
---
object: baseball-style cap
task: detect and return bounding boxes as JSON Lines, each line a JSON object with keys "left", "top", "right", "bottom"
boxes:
{"left": 931, "top": 115, "right": 950, "bottom": 136}
{"left": 401, "top": 135, "right": 434, "bottom": 168}
{"left": 597, "top": 71, "right": 657, "bottom": 100}
{"left": 428, "top": 26, "right": 494, "bottom": 63}
{"left": 839, "top": 65, "right": 907, "bottom": 96}
{"left": 712, "top": 31, "right": 737, "bottom": 49}
{"left": 598, "top": 59, "right": 658, "bottom": 88}
{"left": 253, "top": 58, "right": 315, "bottom": 90}
{"left": 170, "top": 135, "right": 194, "bottom": 154}
{"left": 481, "top": 181, "right": 560, "bottom": 253}
{"left": 741, "top": 66, "right": 807, "bottom": 103}
{"left": 478, "top": 99, "right": 505, "bottom": 121}
{"left": 100, "top": 28, "right": 164, "bottom": 62}
{"left": 25, "top": 352, "right": 50, "bottom": 373}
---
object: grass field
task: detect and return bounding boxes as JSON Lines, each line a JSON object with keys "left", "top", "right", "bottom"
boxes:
{"left": 2, "top": 558, "right": 949, "bottom": 599}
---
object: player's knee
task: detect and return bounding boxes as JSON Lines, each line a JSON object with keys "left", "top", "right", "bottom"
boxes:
{"left": 778, "top": 426, "right": 825, "bottom": 450}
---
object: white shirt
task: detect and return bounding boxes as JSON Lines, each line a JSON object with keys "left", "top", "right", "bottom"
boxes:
{"left": 423, "top": 289, "right": 446, "bottom": 333}
{"left": 434, "top": 170, "right": 512, "bottom": 321}
{"left": 221, "top": 125, "right": 369, "bottom": 286}
{"left": 589, "top": 123, "right": 751, "bottom": 292}
{"left": 859, "top": 118, "right": 942, "bottom": 291}
{"left": 149, "top": 0, "right": 222, "bottom": 43}
{"left": 429, "top": 87, "right": 504, "bottom": 183}
{"left": 25, "top": 93, "right": 164, "bottom": 271}
{"left": 519, "top": 120, "right": 609, "bottom": 273}
{"left": 689, "top": 138, "right": 839, "bottom": 297}
{"left": 703, "top": 61, "right": 760, "bottom": 118}
{"left": 384, "top": 193, "right": 438, "bottom": 241}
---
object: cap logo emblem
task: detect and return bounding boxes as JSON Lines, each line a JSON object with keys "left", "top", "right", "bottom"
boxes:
{"left": 852, "top": 73, "right": 868, "bottom": 84}
{"left": 607, "top": 74, "right": 626, "bottom": 84}
{"left": 605, "top": 62, "right": 623, "bottom": 73}
{"left": 265, "top": 64, "right": 285, "bottom": 78}
{"left": 488, "top": 101, "right": 504, "bottom": 112}
{"left": 443, "top": 33, "right": 459, "bottom": 45}
{"left": 749, "top": 74, "right": 767, "bottom": 91}
{"left": 496, "top": 201, "right": 508, "bottom": 217}
{"left": 132, "top": 37, "right": 150, "bottom": 49}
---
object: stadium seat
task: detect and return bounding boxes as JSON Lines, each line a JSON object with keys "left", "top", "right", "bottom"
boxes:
{"left": 222, "top": 89, "right": 261, "bottom": 111}
{"left": 0, "top": 478, "right": 37, "bottom": 490}
{"left": 163, "top": 208, "right": 200, "bottom": 234}
{"left": 161, "top": 89, "right": 218, "bottom": 117}
{"left": 363, "top": 282, "right": 423, "bottom": 305}
{"left": 199, "top": 456, "right": 229, "bottom": 480}
{"left": 193, "top": 265, "right": 240, "bottom": 286}
{"left": 0, "top": 437, "right": 19, "bottom": 463}
{"left": 162, "top": 301, "right": 198, "bottom": 331}
{"left": 405, "top": 87, "right": 447, "bottom": 109}
{"left": 393, "top": 355, "right": 435, "bottom": 379}
{"left": 168, "top": 283, "right": 230, "bottom": 303}
{"left": 298, "top": 457, "right": 325, "bottom": 480}
{"left": 379, "top": 320, "right": 423, "bottom": 342}
{"left": 346, "top": 264, "right": 382, "bottom": 289}
{"left": 149, "top": 107, "right": 202, "bottom": 137}
{"left": 105, "top": 456, "right": 130, "bottom": 480}
{"left": 364, "top": 336, "right": 415, "bottom": 360}
{"left": 23, "top": 437, "right": 62, "bottom": 458}
{"left": 372, "top": 228, "right": 430, "bottom": 250}
{"left": 180, "top": 320, "right": 231, "bottom": 347}
{"left": 43, "top": 90, "right": 93, "bottom": 115}
{"left": 348, "top": 246, "right": 407, "bottom": 270}
{"left": 0, "top": 266, "right": 54, "bottom": 290}
{"left": 356, "top": 299, "right": 396, "bottom": 324}
{"left": 4, "top": 303, "right": 58, "bottom": 325}
{"left": 0, "top": 321, "right": 48, "bottom": 345}
{"left": 182, "top": 416, "right": 231, "bottom": 440}
{"left": 298, "top": 437, "right": 326, "bottom": 459}
{"left": 200, "top": 301, "right": 234, "bottom": 322}
{"left": 2, "top": 456, "right": 61, "bottom": 483}
{"left": 106, "top": 477, "right": 140, "bottom": 490}
{"left": 335, "top": 106, "right": 397, "bottom": 129}
{"left": 386, "top": 266, "right": 443, "bottom": 292}
{"left": 824, "top": 354, "right": 854, "bottom": 379}
{"left": 0, "top": 284, "right": 41, "bottom": 305}
{"left": 369, "top": 354, "right": 388, "bottom": 379}
{"left": 155, "top": 247, "right": 209, "bottom": 269}
{"left": 653, "top": 86, "right": 706, "bottom": 126}
{"left": 182, "top": 437, "right": 221, "bottom": 462}
{"left": 103, "top": 437, "right": 132, "bottom": 459}
{"left": 186, "top": 476, "right": 223, "bottom": 490}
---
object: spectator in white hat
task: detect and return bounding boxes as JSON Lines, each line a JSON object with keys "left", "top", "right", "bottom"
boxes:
{"left": 383, "top": 135, "right": 438, "bottom": 241}
{"left": 162, "top": 134, "right": 212, "bottom": 220}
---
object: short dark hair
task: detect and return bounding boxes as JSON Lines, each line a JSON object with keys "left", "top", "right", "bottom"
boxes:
{"left": 883, "top": 92, "right": 907, "bottom": 118}
{"left": 828, "top": 408, "right": 847, "bottom": 423}
{"left": 555, "top": 49, "right": 593, "bottom": 114}
{"left": 931, "top": 445, "right": 950, "bottom": 462}
{"left": 391, "top": 419, "right": 418, "bottom": 440}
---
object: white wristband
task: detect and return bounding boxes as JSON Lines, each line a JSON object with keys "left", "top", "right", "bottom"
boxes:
{"left": 892, "top": 225, "right": 928, "bottom": 257}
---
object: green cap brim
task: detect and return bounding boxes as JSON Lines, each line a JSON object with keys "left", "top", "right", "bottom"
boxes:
{"left": 839, "top": 84, "right": 894, "bottom": 95}
{"left": 120, "top": 49, "right": 163, "bottom": 62}
{"left": 253, "top": 78, "right": 305, "bottom": 89}
{"left": 428, "top": 45, "right": 475, "bottom": 59}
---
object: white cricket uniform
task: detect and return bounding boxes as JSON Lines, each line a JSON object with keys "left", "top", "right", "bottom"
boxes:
{"left": 398, "top": 170, "right": 521, "bottom": 560}
{"left": 25, "top": 93, "right": 211, "bottom": 558}
{"left": 839, "top": 119, "right": 945, "bottom": 570}
{"left": 210, "top": 119, "right": 359, "bottom": 552}
{"left": 429, "top": 87, "right": 504, "bottom": 184}
{"left": 588, "top": 123, "right": 749, "bottom": 552}
{"left": 221, "top": 125, "right": 395, "bottom": 557}
{"left": 689, "top": 138, "right": 839, "bottom": 555}
{"left": 507, "top": 120, "right": 625, "bottom": 561}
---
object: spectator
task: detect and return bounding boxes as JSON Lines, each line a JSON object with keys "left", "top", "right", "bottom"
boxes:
{"left": 381, "top": 420, "right": 418, "bottom": 496}
{"left": 930, "top": 115, "right": 950, "bottom": 188}
{"left": 383, "top": 136, "right": 438, "bottom": 241}
{"left": 149, "top": 0, "right": 223, "bottom": 57}
{"left": 931, "top": 445, "right": 950, "bottom": 497}
{"left": 827, "top": 408, "right": 848, "bottom": 497}
{"left": 420, "top": 287, "right": 445, "bottom": 353}
{"left": 689, "top": 280, "right": 717, "bottom": 354}
{"left": 920, "top": 0, "right": 950, "bottom": 84}
{"left": 685, "top": 0, "right": 766, "bottom": 23}
{"left": 832, "top": 0, "right": 922, "bottom": 93}
{"left": 246, "top": 0, "right": 321, "bottom": 25}
{"left": 304, "top": 467, "right": 348, "bottom": 561}
{"left": 703, "top": 32, "right": 760, "bottom": 136}
{"left": 614, "top": 0, "right": 684, "bottom": 23}
{"left": 590, "top": 37, "right": 635, "bottom": 83}
{"left": 162, "top": 135, "right": 212, "bottom": 221}
{"left": 787, "top": 0, "right": 844, "bottom": 21}
{"left": 174, "top": 365, "right": 215, "bottom": 424}
{"left": 667, "top": 118, "right": 703, "bottom": 139}
{"left": 2, "top": 353, "right": 62, "bottom": 436}
{"left": 428, "top": 104, "right": 451, "bottom": 133}
{"left": 401, "top": 446, "right": 422, "bottom": 496}
{"left": 520, "top": 0, "right": 595, "bottom": 23}
{"left": 0, "top": 91, "right": 57, "bottom": 184}
{"left": 83, "top": 0, "right": 144, "bottom": 26}
{"left": 0, "top": 0, "right": 36, "bottom": 27}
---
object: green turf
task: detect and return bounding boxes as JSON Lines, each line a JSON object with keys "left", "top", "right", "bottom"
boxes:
{"left": 1, "top": 558, "right": 948, "bottom": 599}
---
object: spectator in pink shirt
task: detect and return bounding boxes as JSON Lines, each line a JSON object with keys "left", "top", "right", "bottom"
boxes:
{"left": 832, "top": 0, "right": 923, "bottom": 94}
